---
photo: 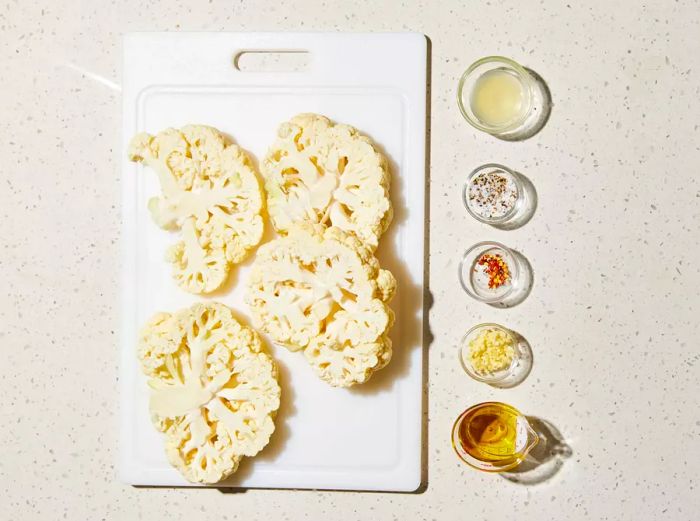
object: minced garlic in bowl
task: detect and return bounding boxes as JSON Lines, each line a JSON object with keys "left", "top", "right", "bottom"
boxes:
{"left": 468, "top": 327, "right": 515, "bottom": 374}
{"left": 460, "top": 324, "right": 517, "bottom": 382}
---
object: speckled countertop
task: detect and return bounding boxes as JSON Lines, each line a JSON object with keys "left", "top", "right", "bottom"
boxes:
{"left": 2, "top": 1, "right": 699, "bottom": 519}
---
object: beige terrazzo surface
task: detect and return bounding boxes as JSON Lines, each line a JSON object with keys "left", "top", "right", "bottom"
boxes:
{"left": 2, "top": 0, "right": 699, "bottom": 519}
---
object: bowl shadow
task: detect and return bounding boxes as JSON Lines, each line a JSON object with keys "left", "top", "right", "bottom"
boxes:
{"left": 487, "top": 249, "right": 534, "bottom": 309}
{"left": 493, "top": 171, "right": 538, "bottom": 231}
{"left": 497, "top": 68, "right": 553, "bottom": 142}
{"left": 500, "top": 416, "right": 572, "bottom": 485}
{"left": 487, "top": 331, "right": 533, "bottom": 389}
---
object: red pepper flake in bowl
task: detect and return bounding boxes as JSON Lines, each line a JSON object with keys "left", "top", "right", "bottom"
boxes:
{"left": 476, "top": 253, "right": 511, "bottom": 289}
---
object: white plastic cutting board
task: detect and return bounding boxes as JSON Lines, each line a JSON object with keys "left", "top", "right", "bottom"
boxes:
{"left": 119, "top": 32, "right": 426, "bottom": 491}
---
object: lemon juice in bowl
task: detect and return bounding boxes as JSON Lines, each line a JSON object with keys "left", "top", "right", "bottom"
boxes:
{"left": 458, "top": 56, "right": 550, "bottom": 140}
{"left": 470, "top": 68, "right": 528, "bottom": 128}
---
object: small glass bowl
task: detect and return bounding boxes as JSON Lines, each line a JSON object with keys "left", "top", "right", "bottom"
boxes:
{"left": 459, "top": 323, "right": 532, "bottom": 387}
{"left": 458, "top": 56, "right": 550, "bottom": 140}
{"left": 458, "top": 57, "right": 533, "bottom": 135}
{"left": 459, "top": 241, "right": 532, "bottom": 307}
{"left": 463, "top": 164, "right": 537, "bottom": 229}
{"left": 463, "top": 163, "right": 523, "bottom": 225}
{"left": 451, "top": 402, "right": 539, "bottom": 472}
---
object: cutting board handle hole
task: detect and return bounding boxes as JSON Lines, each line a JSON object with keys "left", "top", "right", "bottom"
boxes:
{"left": 234, "top": 51, "right": 310, "bottom": 72}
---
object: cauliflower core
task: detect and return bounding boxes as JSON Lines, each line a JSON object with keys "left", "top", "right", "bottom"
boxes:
{"left": 128, "top": 125, "right": 264, "bottom": 294}
{"left": 262, "top": 114, "right": 392, "bottom": 250}
{"left": 138, "top": 302, "right": 280, "bottom": 484}
{"left": 246, "top": 224, "right": 396, "bottom": 387}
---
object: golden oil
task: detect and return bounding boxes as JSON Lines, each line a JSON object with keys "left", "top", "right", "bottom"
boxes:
{"left": 452, "top": 402, "right": 538, "bottom": 472}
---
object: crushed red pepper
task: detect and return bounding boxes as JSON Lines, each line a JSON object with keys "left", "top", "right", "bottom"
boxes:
{"left": 476, "top": 253, "right": 511, "bottom": 289}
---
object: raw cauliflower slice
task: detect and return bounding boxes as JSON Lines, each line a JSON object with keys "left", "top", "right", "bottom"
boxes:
{"left": 246, "top": 223, "right": 396, "bottom": 387}
{"left": 128, "top": 125, "right": 264, "bottom": 293}
{"left": 137, "top": 302, "right": 280, "bottom": 484}
{"left": 262, "top": 113, "right": 392, "bottom": 250}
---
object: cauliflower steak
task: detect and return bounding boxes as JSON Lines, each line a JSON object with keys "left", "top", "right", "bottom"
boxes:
{"left": 262, "top": 114, "right": 392, "bottom": 250}
{"left": 128, "top": 125, "right": 264, "bottom": 293}
{"left": 246, "top": 224, "right": 396, "bottom": 387}
{"left": 138, "top": 302, "right": 280, "bottom": 484}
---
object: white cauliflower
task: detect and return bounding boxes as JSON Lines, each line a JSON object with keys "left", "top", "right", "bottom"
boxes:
{"left": 128, "top": 125, "right": 264, "bottom": 294}
{"left": 262, "top": 114, "right": 392, "bottom": 250}
{"left": 137, "top": 302, "right": 280, "bottom": 484}
{"left": 246, "top": 224, "right": 396, "bottom": 387}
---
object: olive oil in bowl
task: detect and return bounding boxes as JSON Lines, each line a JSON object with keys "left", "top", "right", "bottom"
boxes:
{"left": 451, "top": 402, "right": 539, "bottom": 472}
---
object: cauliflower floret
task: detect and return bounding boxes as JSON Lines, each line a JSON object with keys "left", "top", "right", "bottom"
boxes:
{"left": 262, "top": 114, "right": 392, "bottom": 250}
{"left": 246, "top": 224, "right": 396, "bottom": 387}
{"left": 137, "top": 302, "right": 280, "bottom": 484}
{"left": 305, "top": 300, "right": 395, "bottom": 387}
{"left": 137, "top": 312, "right": 183, "bottom": 379}
{"left": 128, "top": 125, "right": 264, "bottom": 294}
